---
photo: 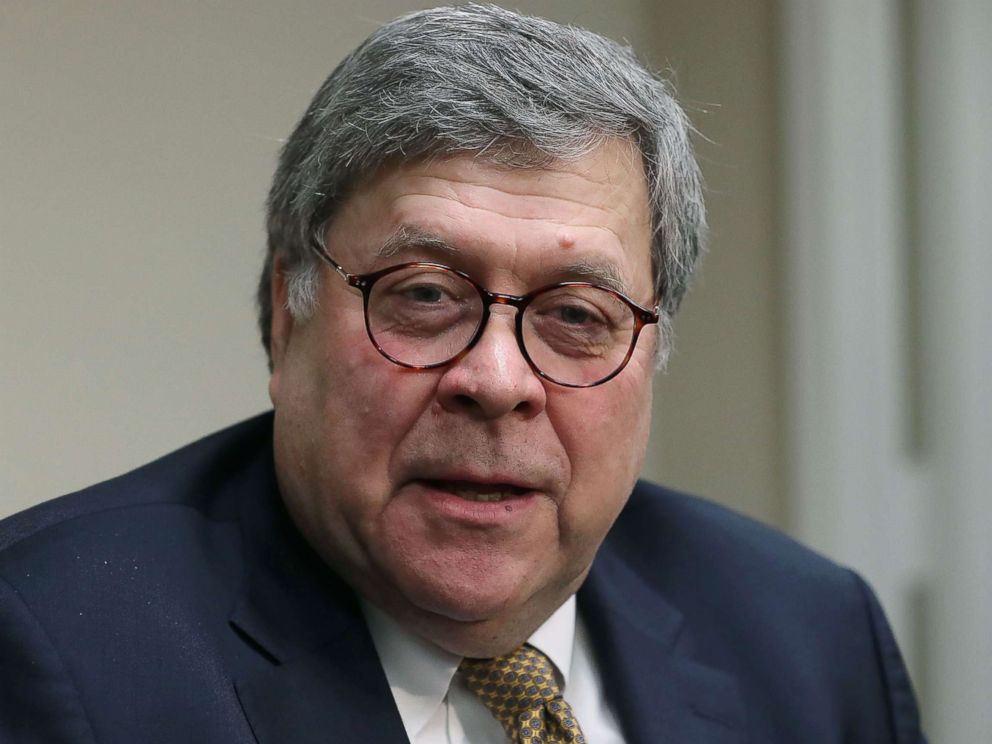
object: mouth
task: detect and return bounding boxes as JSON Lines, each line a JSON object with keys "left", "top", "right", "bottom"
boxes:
{"left": 420, "top": 479, "right": 532, "bottom": 503}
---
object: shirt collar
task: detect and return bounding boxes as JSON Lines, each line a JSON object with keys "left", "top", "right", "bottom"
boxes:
{"left": 362, "top": 596, "right": 577, "bottom": 740}
{"left": 527, "top": 595, "right": 576, "bottom": 686}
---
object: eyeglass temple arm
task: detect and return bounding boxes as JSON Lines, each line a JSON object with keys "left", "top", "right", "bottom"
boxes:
{"left": 637, "top": 304, "right": 660, "bottom": 325}
{"left": 310, "top": 238, "right": 353, "bottom": 283}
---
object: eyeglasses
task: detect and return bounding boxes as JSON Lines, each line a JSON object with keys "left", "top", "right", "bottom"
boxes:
{"left": 311, "top": 241, "right": 659, "bottom": 388}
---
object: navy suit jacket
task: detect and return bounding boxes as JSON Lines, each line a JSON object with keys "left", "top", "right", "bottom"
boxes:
{"left": 0, "top": 414, "right": 925, "bottom": 743}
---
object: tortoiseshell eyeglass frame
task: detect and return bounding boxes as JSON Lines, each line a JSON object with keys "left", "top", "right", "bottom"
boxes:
{"left": 310, "top": 239, "right": 660, "bottom": 388}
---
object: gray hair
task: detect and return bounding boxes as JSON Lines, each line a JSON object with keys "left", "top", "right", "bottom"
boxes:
{"left": 259, "top": 3, "right": 704, "bottom": 367}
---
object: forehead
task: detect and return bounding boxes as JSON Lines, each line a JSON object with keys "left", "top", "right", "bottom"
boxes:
{"left": 327, "top": 140, "right": 654, "bottom": 296}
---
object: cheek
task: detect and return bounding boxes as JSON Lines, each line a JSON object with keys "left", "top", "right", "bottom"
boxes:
{"left": 550, "top": 376, "right": 652, "bottom": 543}
{"left": 315, "top": 348, "right": 436, "bottom": 480}
{"left": 277, "top": 313, "right": 434, "bottom": 495}
{"left": 274, "top": 319, "right": 441, "bottom": 556}
{"left": 299, "top": 309, "right": 413, "bottom": 423}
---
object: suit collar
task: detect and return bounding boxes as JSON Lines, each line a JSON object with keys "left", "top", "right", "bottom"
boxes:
{"left": 579, "top": 542, "right": 746, "bottom": 744}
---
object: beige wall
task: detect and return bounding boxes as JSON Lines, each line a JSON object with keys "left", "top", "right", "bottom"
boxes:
{"left": 1, "top": 1, "right": 781, "bottom": 527}
{"left": 639, "top": 0, "right": 783, "bottom": 525}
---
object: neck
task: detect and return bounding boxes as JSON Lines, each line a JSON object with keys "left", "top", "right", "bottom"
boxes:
{"left": 365, "top": 570, "right": 588, "bottom": 658}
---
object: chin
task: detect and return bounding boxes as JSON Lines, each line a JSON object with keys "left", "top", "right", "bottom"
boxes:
{"left": 385, "top": 559, "right": 577, "bottom": 657}
{"left": 403, "top": 589, "right": 536, "bottom": 658}
{"left": 398, "top": 568, "right": 524, "bottom": 624}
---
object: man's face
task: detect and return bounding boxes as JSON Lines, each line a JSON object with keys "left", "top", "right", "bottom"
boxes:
{"left": 268, "top": 140, "right": 656, "bottom": 656}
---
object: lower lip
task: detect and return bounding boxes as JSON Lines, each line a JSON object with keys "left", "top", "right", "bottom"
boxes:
{"left": 408, "top": 481, "right": 540, "bottom": 526}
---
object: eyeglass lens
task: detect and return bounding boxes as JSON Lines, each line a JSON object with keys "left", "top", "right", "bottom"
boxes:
{"left": 366, "top": 265, "right": 637, "bottom": 386}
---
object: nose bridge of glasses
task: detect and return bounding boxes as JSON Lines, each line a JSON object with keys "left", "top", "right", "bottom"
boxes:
{"left": 483, "top": 288, "right": 528, "bottom": 312}
{"left": 467, "top": 291, "right": 533, "bottom": 368}
{"left": 478, "top": 295, "right": 523, "bottom": 338}
{"left": 479, "top": 292, "right": 528, "bottom": 344}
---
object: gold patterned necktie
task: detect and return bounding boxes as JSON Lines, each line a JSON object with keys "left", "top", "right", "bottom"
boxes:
{"left": 460, "top": 644, "right": 588, "bottom": 743}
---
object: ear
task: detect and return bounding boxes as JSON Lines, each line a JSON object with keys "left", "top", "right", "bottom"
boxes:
{"left": 268, "top": 254, "right": 295, "bottom": 403}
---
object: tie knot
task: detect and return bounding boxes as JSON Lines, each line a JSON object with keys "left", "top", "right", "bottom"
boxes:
{"left": 460, "top": 644, "right": 586, "bottom": 742}
{"left": 460, "top": 644, "right": 562, "bottom": 708}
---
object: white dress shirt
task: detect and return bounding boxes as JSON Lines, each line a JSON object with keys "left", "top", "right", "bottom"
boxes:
{"left": 362, "top": 596, "right": 627, "bottom": 743}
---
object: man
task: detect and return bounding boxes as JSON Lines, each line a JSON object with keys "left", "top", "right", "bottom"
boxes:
{"left": 0, "top": 5, "right": 924, "bottom": 743}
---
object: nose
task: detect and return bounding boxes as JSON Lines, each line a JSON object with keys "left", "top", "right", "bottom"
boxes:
{"left": 435, "top": 307, "right": 547, "bottom": 420}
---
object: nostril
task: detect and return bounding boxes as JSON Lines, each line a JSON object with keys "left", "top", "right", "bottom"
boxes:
{"left": 513, "top": 399, "right": 536, "bottom": 415}
{"left": 453, "top": 393, "right": 478, "bottom": 411}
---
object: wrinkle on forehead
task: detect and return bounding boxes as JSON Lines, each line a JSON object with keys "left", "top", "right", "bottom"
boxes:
{"left": 327, "top": 141, "right": 654, "bottom": 298}
{"left": 388, "top": 193, "right": 630, "bottom": 252}
{"left": 375, "top": 222, "right": 633, "bottom": 296}
{"left": 393, "top": 160, "right": 648, "bottom": 232}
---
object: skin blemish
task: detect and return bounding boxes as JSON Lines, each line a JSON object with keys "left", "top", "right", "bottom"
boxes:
{"left": 556, "top": 231, "right": 576, "bottom": 250}
{"left": 505, "top": 504, "right": 514, "bottom": 513}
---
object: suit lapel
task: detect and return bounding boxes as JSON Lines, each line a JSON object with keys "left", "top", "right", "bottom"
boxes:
{"left": 234, "top": 634, "right": 409, "bottom": 744}
{"left": 579, "top": 546, "right": 746, "bottom": 744}
{"left": 228, "top": 475, "right": 409, "bottom": 744}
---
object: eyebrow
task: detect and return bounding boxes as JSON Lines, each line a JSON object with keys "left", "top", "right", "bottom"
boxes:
{"left": 556, "top": 260, "right": 631, "bottom": 296}
{"left": 376, "top": 224, "right": 635, "bottom": 297}
{"left": 376, "top": 226, "right": 459, "bottom": 260}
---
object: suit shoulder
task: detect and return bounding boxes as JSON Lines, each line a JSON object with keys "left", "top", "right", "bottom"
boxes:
{"left": 615, "top": 480, "right": 851, "bottom": 589}
{"left": 0, "top": 412, "right": 273, "bottom": 555}
{"left": 607, "top": 481, "right": 879, "bottom": 670}
{"left": 601, "top": 487, "right": 924, "bottom": 740}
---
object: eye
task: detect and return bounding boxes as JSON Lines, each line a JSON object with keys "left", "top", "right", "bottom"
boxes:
{"left": 556, "top": 303, "right": 602, "bottom": 326}
{"left": 524, "top": 286, "right": 633, "bottom": 356}
{"left": 402, "top": 283, "right": 448, "bottom": 304}
{"left": 380, "top": 269, "right": 470, "bottom": 306}
{"left": 537, "top": 294, "right": 611, "bottom": 329}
